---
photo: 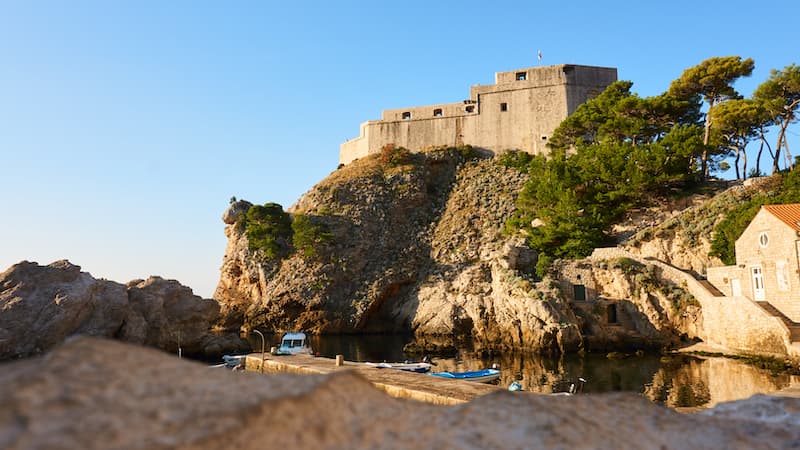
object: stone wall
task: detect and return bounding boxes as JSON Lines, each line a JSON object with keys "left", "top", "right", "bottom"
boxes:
{"left": 340, "top": 64, "right": 617, "bottom": 165}
{"left": 591, "top": 248, "right": 797, "bottom": 359}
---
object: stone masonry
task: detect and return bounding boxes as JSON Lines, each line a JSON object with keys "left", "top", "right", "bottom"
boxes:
{"left": 340, "top": 64, "right": 617, "bottom": 165}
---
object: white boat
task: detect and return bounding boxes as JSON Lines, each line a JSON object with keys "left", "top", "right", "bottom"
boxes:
{"left": 273, "top": 332, "right": 311, "bottom": 355}
{"left": 365, "top": 362, "right": 433, "bottom": 373}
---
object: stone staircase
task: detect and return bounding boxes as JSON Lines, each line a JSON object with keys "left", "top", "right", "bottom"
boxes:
{"left": 756, "top": 301, "right": 800, "bottom": 342}
{"left": 697, "top": 279, "right": 725, "bottom": 297}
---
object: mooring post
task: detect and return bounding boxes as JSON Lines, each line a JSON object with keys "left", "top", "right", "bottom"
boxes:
{"left": 252, "top": 330, "right": 265, "bottom": 373}
{"left": 335, "top": 354, "right": 344, "bottom": 367}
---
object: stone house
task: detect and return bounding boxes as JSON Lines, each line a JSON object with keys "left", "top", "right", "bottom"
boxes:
{"left": 707, "top": 204, "right": 800, "bottom": 322}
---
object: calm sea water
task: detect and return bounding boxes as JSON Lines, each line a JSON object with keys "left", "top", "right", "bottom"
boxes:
{"left": 243, "top": 333, "right": 799, "bottom": 409}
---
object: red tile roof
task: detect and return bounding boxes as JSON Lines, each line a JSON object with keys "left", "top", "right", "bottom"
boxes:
{"left": 764, "top": 204, "right": 800, "bottom": 231}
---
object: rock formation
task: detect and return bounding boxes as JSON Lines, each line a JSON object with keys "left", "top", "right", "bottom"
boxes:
{"left": 1, "top": 337, "right": 798, "bottom": 449}
{"left": 215, "top": 149, "right": 581, "bottom": 353}
{"left": 0, "top": 260, "right": 246, "bottom": 360}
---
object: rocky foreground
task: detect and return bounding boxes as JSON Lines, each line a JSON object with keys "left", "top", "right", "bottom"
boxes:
{"left": 1, "top": 337, "right": 799, "bottom": 449}
{"left": 0, "top": 260, "right": 247, "bottom": 360}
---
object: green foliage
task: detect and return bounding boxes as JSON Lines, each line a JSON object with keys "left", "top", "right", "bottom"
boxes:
{"left": 495, "top": 150, "right": 533, "bottom": 171}
{"left": 753, "top": 64, "right": 800, "bottom": 174}
{"left": 668, "top": 56, "right": 755, "bottom": 104}
{"left": 535, "top": 254, "right": 553, "bottom": 279}
{"left": 378, "top": 144, "right": 412, "bottom": 168}
{"left": 245, "top": 203, "right": 292, "bottom": 260}
{"left": 610, "top": 257, "right": 645, "bottom": 276}
{"left": 710, "top": 168, "right": 800, "bottom": 263}
{"left": 668, "top": 56, "right": 755, "bottom": 179}
{"left": 292, "top": 214, "right": 334, "bottom": 259}
{"left": 455, "top": 144, "right": 480, "bottom": 160}
{"left": 509, "top": 79, "right": 704, "bottom": 271}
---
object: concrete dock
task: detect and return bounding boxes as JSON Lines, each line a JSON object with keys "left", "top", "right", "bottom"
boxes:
{"left": 244, "top": 353, "right": 502, "bottom": 405}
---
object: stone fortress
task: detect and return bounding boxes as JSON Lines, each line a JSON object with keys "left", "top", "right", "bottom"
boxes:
{"left": 340, "top": 64, "right": 618, "bottom": 165}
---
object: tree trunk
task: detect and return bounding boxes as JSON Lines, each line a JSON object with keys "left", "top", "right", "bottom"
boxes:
{"left": 775, "top": 121, "right": 788, "bottom": 174}
{"left": 741, "top": 137, "right": 748, "bottom": 180}
{"left": 702, "top": 111, "right": 712, "bottom": 180}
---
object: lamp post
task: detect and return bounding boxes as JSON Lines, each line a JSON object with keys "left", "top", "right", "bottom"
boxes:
{"left": 252, "top": 329, "right": 265, "bottom": 373}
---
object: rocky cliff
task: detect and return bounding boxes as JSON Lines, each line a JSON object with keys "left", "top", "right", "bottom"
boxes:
{"left": 214, "top": 148, "right": 783, "bottom": 354}
{"left": 0, "top": 260, "right": 246, "bottom": 360}
{"left": 215, "top": 148, "right": 581, "bottom": 353}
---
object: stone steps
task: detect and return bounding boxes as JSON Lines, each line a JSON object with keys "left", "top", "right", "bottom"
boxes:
{"left": 756, "top": 301, "right": 800, "bottom": 342}
{"left": 697, "top": 279, "right": 725, "bottom": 297}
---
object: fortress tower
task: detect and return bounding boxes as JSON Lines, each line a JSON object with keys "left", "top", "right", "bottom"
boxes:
{"left": 340, "top": 64, "right": 618, "bottom": 165}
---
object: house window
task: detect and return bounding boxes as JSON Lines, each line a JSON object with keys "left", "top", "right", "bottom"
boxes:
{"left": 515, "top": 72, "right": 526, "bottom": 81}
{"left": 402, "top": 111, "right": 411, "bottom": 120}
{"left": 759, "top": 232, "right": 769, "bottom": 247}
{"left": 465, "top": 105, "right": 475, "bottom": 113}
{"left": 500, "top": 102, "right": 508, "bottom": 112}
{"left": 433, "top": 108, "right": 442, "bottom": 117}
{"left": 541, "top": 136, "right": 548, "bottom": 141}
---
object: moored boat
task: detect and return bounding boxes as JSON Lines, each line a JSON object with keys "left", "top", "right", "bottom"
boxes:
{"left": 430, "top": 368, "right": 501, "bottom": 383}
{"left": 365, "top": 362, "right": 432, "bottom": 373}
{"left": 272, "top": 332, "right": 311, "bottom": 355}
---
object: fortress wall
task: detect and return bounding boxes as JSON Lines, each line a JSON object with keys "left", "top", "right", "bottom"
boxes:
{"left": 340, "top": 122, "right": 371, "bottom": 165}
{"left": 339, "top": 64, "right": 618, "bottom": 165}
{"left": 382, "top": 101, "right": 476, "bottom": 121}
{"left": 469, "top": 84, "right": 569, "bottom": 154}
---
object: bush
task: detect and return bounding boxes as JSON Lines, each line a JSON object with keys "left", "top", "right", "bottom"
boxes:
{"left": 245, "top": 203, "right": 292, "bottom": 260}
{"left": 495, "top": 150, "right": 533, "bottom": 171}
{"left": 292, "top": 214, "right": 334, "bottom": 259}
{"left": 378, "top": 144, "right": 412, "bottom": 168}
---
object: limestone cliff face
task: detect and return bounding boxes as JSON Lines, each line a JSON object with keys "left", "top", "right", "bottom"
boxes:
{"left": 214, "top": 149, "right": 581, "bottom": 353}
{"left": 623, "top": 176, "right": 780, "bottom": 274}
{"left": 558, "top": 257, "right": 703, "bottom": 351}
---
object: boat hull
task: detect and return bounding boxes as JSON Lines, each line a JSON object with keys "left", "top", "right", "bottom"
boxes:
{"left": 365, "top": 362, "right": 432, "bottom": 373}
{"left": 430, "top": 369, "right": 501, "bottom": 383}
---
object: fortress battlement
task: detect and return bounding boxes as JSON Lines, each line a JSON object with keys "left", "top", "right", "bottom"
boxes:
{"left": 340, "top": 64, "right": 617, "bottom": 165}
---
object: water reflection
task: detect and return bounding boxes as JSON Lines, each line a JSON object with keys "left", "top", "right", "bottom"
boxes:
{"left": 246, "top": 334, "right": 800, "bottom": 409}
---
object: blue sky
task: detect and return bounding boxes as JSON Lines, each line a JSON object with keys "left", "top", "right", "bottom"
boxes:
{"left": 1, "top": 1, "right": 797, "bottom": 298}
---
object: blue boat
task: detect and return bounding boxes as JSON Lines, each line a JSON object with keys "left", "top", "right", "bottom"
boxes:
{"left": 430, "top": 368, "right": 501, "bottom": 383}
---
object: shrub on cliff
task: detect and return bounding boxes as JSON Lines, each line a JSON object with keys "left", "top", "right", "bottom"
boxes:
{"left": 292, "top": 214, "right": 334, "bottom": 259}
{"left": 378, "top": 144, "right": 412, "bottom": 168}
{"left": 244, "top": 203, "right": 292, "bottom": 259}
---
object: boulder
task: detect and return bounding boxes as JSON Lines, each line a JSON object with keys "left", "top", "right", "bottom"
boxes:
{"left": 0, "top": 260, "right": 242, "bottom": 360}
{"left": 1, "top": 337, "right": 798, "bottom": 449}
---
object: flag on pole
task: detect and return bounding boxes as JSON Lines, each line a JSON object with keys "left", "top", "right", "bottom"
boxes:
{"left": 537, "top": 50, "right": 542, "bottom": 61}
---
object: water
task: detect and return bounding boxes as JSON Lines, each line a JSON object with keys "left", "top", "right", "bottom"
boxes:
{"left": 246, "top": 333, "right": 800, "bottom": 410}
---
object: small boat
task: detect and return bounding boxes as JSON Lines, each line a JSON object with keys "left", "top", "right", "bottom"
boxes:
{"left": 551, "top": 377, "right": 587, "bottom": 395}
{"left": 430, "top": 368, "right": 501, "bottom": 383}
{"left": 209, "top": 354, "right": 247, "bottom": 370}
{"left": 365, "top": 362, "right": 432, "bottom": 373}
{"left": 272, "top": 332, "right": 311, "bottom": 355}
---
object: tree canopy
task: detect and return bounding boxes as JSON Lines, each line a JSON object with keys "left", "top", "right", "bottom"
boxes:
{"left": 669, "top": 56, "right": 755, "bottom": 180}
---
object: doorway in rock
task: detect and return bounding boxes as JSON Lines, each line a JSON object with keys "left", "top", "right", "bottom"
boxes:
{"left": 607, "top": 303, "right": 618, "bottom": 324}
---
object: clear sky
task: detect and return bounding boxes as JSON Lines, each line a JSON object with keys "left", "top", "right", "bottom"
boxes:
{"left": 1, "top": 1, "right": 797, "bottom": 298}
